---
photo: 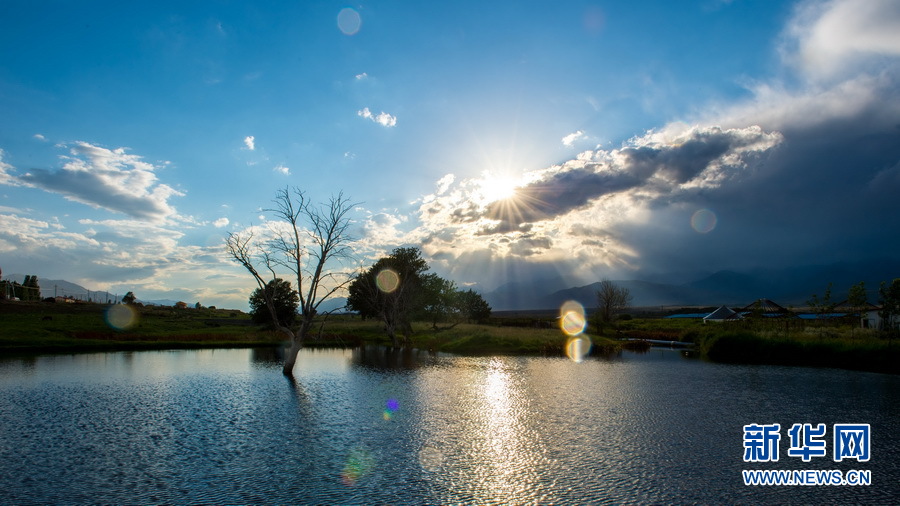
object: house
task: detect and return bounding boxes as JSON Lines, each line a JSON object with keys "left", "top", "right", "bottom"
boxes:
{"left": 738, "top": 298, "right": 797, "bottom": 318}
{"left": 703, "top": 305, "right": 739, "bottom": 323}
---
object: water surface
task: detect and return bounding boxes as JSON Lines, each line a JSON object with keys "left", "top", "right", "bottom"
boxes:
{"left": 1, "top": 347, "right": 897, "bottom": 504}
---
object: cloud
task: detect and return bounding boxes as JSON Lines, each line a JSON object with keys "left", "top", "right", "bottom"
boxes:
{"left": 34, "top": 134, "right": 47, "bottom": 141}
{"left": 435, "top": 174, "right": 455, "bottom": 195}
{"left": 561, "top": 130, "right": 585, "bottom": 147}
{"left": 355, "top": 72, "right": 368, "bottom": 80}
{"left": 273, "top": 164, "right": 291, "bottom": 175}
{"left": 2, "top": 142, "right": 184, "bottom": 222}
{"left": 786, "top": 0, "right": 900, "bottom": 81}
{"left": 243, "top": 135, "right": 255, "bottom": 150}
{"left": 0, "top": 149, "right": 17, "bottom": 186}
{"left": 358, "top": 107, "right": 397, "bottom": 127}
{"left": 212, "top": 217, "right": 229, "bottom": 228}
{"left": 403, "top": 0, "right": 900, "bottom": 288}
{"left": 479, "top": 125, "right": 781, "bottom": 232}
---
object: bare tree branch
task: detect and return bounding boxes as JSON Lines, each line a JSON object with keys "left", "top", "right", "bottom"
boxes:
{"left": 226, "top": 187, "right": 358, "bottom": 377}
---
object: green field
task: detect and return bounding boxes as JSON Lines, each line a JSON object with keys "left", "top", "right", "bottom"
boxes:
{"left": 0, "top": 301, "right": 620, "bottom": 357}
{"left": 2, "top": 300, "right": 897, "bottom": 374}
{"left": 0, "top": 301, "right": 282, "bottom": 351}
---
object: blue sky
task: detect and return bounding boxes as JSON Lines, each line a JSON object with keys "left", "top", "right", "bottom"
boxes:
{"left": 1, "top": 0, "right": 899, "bottom": 309}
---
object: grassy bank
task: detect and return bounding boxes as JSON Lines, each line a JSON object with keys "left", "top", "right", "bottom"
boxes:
{"left": 0, "top": 301, "right": 619, "bottom": 357}
{"left": 604, "top": 315, "right": 900, "bottom": 375}
{"left": 694, "top": 329, "right": 900, "bottom": 375}
{"left": 0, "top": 300, "right": 282, "bottom": 352}
{"left": 4, "top": 300, "right": 897, "bottom": 374}
{"left": 317, "top": 317, "right": 621, "bottom": 356}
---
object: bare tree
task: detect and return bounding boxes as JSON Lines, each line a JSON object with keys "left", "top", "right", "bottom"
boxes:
{"left": 595, "top": 279, "right": 632, "bottom": 334}
{"left": 226, "top": 187, "right": 356, "bottom": 377}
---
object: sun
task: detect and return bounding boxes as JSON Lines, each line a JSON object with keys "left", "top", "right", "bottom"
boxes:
{"left": 478, "top": 173, "right": 519, "bottom": 204}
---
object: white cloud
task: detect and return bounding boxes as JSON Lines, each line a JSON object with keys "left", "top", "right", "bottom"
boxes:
{"left": 357, "top": 107, "right": 397, "bottom": 127}
{"left": 34, "top": 134, "right": 47, "bottom": 141}
{"left": 243, "top": 135, "right": 256, "bottom": 150}
{"left": 213, "top": 217, "right": 230, "bottom": 228}
{"left": 273, "top": 164, "right": 291, "bottom": 175}
{"left": 0, "top": 149, "right": 17, "bottom": 186}
{"left": 786, "top": 0, "right": 900, "bottom": 81}
{"left": 355, "top": 72, "right": 368, "bottom": 80}
{"left": 2, "top": 142, "right": 184, "bottom": 222}
{"left": 435, "top": 174, "right": 455, "bottom": 195}
{"left": 562, "top": 130, "right": 586, "bottom": 147}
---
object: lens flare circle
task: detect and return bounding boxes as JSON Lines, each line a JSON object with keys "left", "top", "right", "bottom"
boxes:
{"left": 337, "top": 8, "right": 361, "bottom": 35}
{"left": 418, "top": 445, "right": 444, "bottom": 472}
{"left": 691, "top": 208, "right": 717, "bottom": 234}
{"left": 559, "top": 300, "right": 586, "bottom": 336}
{"left": 376, "top": 269, "right": 400, "bottom": 293}
{"left": 384, "top": 398, "right": 399, "bottom": 420}
{"left": 566, "top": 336, "right": 593, "bottom": 363}
{"left": 341, "top": 446, "right": 375, "bottom": 486}
{"left": 106, "top": 304, "right": 138, "bottom": 330}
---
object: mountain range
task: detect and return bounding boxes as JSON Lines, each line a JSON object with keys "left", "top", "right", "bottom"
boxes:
{"left": 7, "top": 257, "right": 898, "bottom": 312}
{"left": 483, "top": 258, "right": 900, "bottom": 311}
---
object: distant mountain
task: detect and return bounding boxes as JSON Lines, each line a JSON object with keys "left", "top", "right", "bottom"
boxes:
{"left": 4, "top": 274, "right": 104, "bottom": 301}
{"left": 483, "top": 275, "right": 572, "bottom": 310}
{"left": 483, "top": 258, "right": 900, "bottom": 311}
{"left": 318, "top": 297, "right": 349, "bottom": 314}
{"left": 140, "top": 299, "right": 182, "bottom": 307}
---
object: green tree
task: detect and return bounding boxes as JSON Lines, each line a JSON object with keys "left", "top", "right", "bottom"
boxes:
{"left": 878, "top": 279, "right": 900, "bottom": 332}
{"left": 347, "top": 247, "right": 428, "bottom": 346}
{"left": 249, "top": 278, "right": 300, "bottom": 326}
{"left": 348, "top": 248, "right": 493, "bottom": 340}
{"left": 122, "top": 291, "right": 136, "bottom": 304}
{"left": 847, "top": 281, "right": 868, "bottom": 331}
{"left": 458, "top": 288, "right": 492, "bottom": 323}
{"left": 807, "top": 283, "right": 836, "bottom": 320}
{"left": 14, "top": 275, "right": 40, "bottom": 301}
{"left": 418, "top": 273, "right": 461, "bottom": 329}
{"left": 226, "top": 187, "right": 356, "bottom": 377}
{"left": 595, "top": 279, "right": 632, "bottom": 334}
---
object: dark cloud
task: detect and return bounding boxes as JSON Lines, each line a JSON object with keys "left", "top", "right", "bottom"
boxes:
{"left": 509, "top": 235, "right": 553, "bottom": 257}
{"left": 621, "top": 129, "right": 737, "bottom": 183}
{"left": 482, "top": 126, "right": 780, "bottom": 232}
{"left": 621, "top": 82, "right": 900, "bottom": 275}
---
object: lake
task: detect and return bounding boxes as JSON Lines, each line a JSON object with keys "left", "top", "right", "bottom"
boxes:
{"left": 1, "top": 346, "right": 898, "bottom": 504}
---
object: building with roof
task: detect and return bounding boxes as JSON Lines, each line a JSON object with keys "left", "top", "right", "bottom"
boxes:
{"left": 703, "top": 305, "right": 739, "bottom": 323}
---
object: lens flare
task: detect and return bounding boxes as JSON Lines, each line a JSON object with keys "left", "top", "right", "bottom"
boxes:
{"left": 105, "top": 304, "right": 138, "bottom": 330}
{"left": 341, "top": 447, "right": 375, "bottom": 486}
{"left": 376, "top": 269, "right": 400, "bottom": 293}
{"left": 559, "top": 300, "right": 586, "bottom": 336}
{"left": 418, "top": 445, "right": 444, "bottom": 472}
{"left": 691, "top": 208, "right": 717, "bottom": 234}
{"left": 383, "top": 398, "right": 399, "bottom": 420}
{"left": 565, "top": 336, "right": 592, "bottom": 363}
{"left": 337, "top": 8, "right": 361, "bottom": 35}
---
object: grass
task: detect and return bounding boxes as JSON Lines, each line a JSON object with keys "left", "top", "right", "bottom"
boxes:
{"left": 0, "top": 301, "right": 620, "bottom": 357}
{"left": 694, "top": 329, "right": 900, "bottom": 374}
{"left": 310, "top": 317, "right": 621, "bottom": 356}
{"left": 4, "top": 300, "right": 897, "bottom": 374}
{"left": 0, "top": 300, "right": 282, "bottom": 352}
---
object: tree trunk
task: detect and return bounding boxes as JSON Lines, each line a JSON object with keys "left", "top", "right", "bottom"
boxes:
{"left": 385, "top": 321, "right": 399, "bottom": 347}
{"left": 282, "top": 318, "right": 313, "bottom": 377}
{"left": 282, "top": 337, "right": 303, "bottom": 377}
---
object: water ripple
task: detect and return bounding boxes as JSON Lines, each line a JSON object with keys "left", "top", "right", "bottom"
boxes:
{"left": 0, "top": 348, "right": 897, "bottom": 504}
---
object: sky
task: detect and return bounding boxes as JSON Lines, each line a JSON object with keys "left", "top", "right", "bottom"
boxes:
{"left": 1, "top": 0, "right": 899, "bottom": 310}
